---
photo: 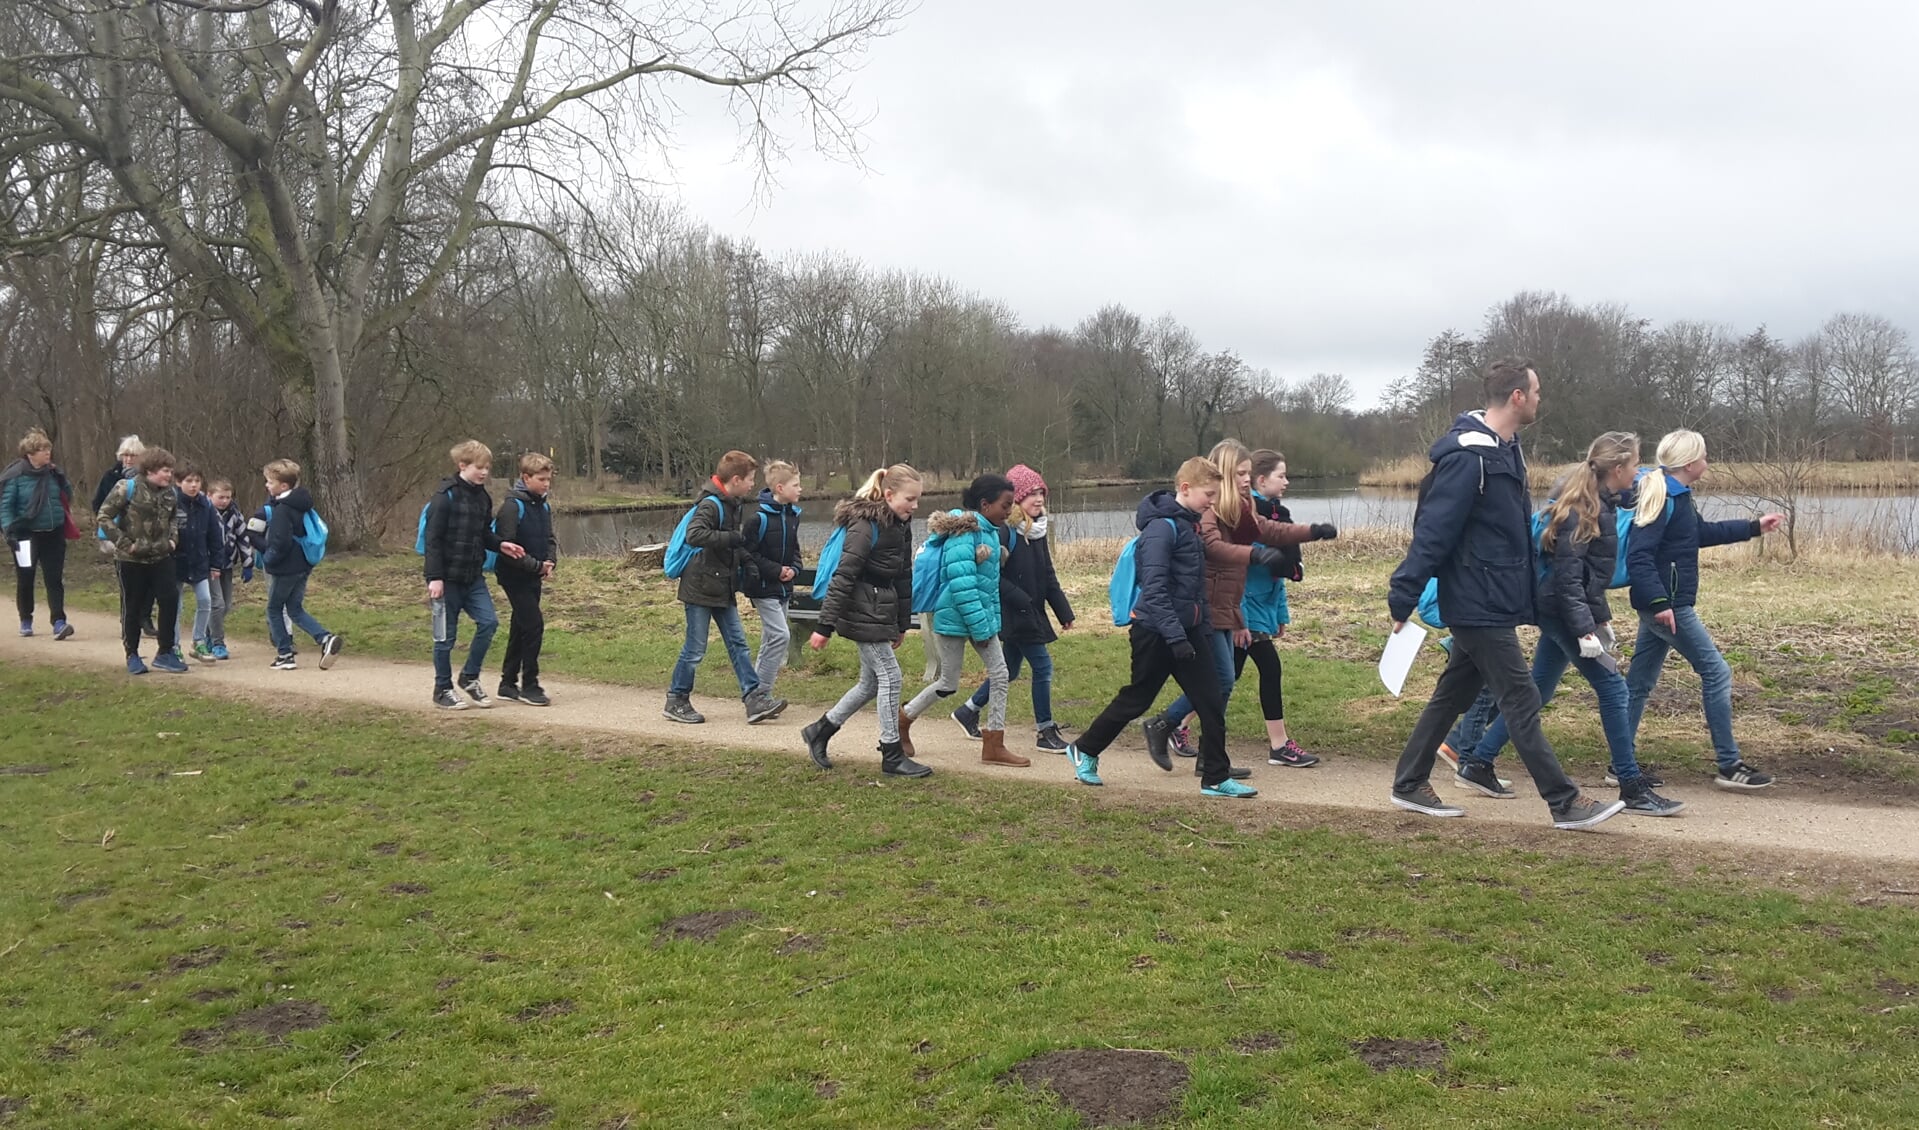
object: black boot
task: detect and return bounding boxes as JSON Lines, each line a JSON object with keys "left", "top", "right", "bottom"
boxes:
{"left": 879, "top": 739, "right": 932, "bottom": 778}
{"left": 801, "top": 715, "right": 840, "bottom": 770}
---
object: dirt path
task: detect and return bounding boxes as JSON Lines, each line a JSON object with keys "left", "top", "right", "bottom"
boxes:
{"left": 8, "top": 609, "right": 1919, "bottom": 872}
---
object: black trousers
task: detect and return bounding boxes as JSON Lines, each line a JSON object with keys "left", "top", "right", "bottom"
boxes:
{"left": 1392, "top": 625, "right": 1578, "bottom": 809}
{"left": 119, "top": 558, "right": 179, "bottom": 657}
{"left": 1233, "top": 637, "right": 1284, "bottom": 720}
{"left": 1078, "top": 623, "right": 1231, "bottom": 786}
{"left": 14, "top": 529, "right": 68, "bottom": 623}
{"left": 498, "top": 574, "right": 545, "bottom": 688}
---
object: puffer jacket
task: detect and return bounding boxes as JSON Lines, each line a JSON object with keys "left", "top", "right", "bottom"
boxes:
{"left": 214, "top": 503, "right": 253, "bottom": 573}
{"left": 1536, "top": 488, "right": 1628, "bottom": 638}
{"left": 1626, "top": 474, "right": 1760, "bottom": 612}
{"left": 1387, "top": 411, "right": 1537, "bottom": 629}
{"left": 817, "top": 496, "right": 913, "bottom": 644}
{"left": 1, "top": 460, "right": 74, "bottom": 536}
{"left": 673, "top": 481, "right": 748, "bottom": 608}
{"left": 1195, "top": 491, "right": 1314, "bottom": 631}
{"left": 999, "top": 515, "right": 1074, "bottom": 645}
{"left": 1129, "top": 490, "right": 1207, "bottom": 647}
{"left": 96, "top": 474, "right": 178, "bottom": 564}
{"left": 172, "top": 489, "right": 224, "bottom": 585}
{"left": 741, "top": 489, "right": 802, "bottom": 601}
{"left": 261, "top": 486, "right": 323, "bottom": 577}
{"left": 926, "top": 509, "right": 1002, "bottom": 642}
{"left": 1240, "top": 492, "right": 1301, "bottom": 635}
{"left": 493, "top": 483, "right": 557, "bottom": 581}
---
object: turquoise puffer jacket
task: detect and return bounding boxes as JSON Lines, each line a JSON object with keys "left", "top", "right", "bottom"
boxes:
{"left": 926, "top": 509, "right": 1002, "bottom": 641}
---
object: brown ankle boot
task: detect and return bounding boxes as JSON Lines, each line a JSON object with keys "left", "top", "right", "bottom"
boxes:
{"left": 980, "top": 729, "right": 1030, "bottom": 767}
{"left": 897, "top": 710, "right": 918, "bottom": 759}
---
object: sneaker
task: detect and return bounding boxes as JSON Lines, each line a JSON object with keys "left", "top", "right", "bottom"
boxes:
{"left": 496, "top": 684, "right": 523, "bottom": 703}
{"left": 744, "top": 689, "right": 784, "bottom": 724}
{"left": 1193, "top": 764, "right": 1253, "bottom": 779}
{"left": 765, "top": 696, "right": 789, "bottom": 720}
{"left": 952, "top": 704, "right": 983, "bottom": 741}
{"left": 151, "top": 653, "right": 190, "bottom": 674}
{"left": 1034, "top": 724, "right": 1069, "bottom": 754}
{"left": 1454, "top": 759, "right": 1516, "bottom": 799}
{"left": 1621, "top": 781, "right": 1687, "bottom": 817}
{"left": 271, "top": 653, "right": 297, "bottom": 671}
{"left": 1268, "top": 740, "right": 1320, "bottom": 768}
{"left": 126, "top": 655, "right": 149, "bottom": 676}
{"left": 1434, "top": 741, "right": 1460, "bottom": 773}
{"left": 434, "top": 688, "right": 468, "bottom": 711}
{"left": 1170, "top": 724, "right": 1196, "bottom": 758}
{"left": 458, "top": 678, "right": 492, "bottom": 709}
{"left": 1140, "top": 717, "right": 1176, "bottom": 771}
{"left": 53, "top": 620, "right": 74, "bottom": 641}
{"left": 1552, "top": 794, "right": 1627, "bottom": 831}
{"left": 520, "top": 686, "right": 551, "bottom": 708}
{"left": 1391, "top": 784, "right": 1466, "bottom": 818}
{"left": 191, "top": 641, "right": 216, "bottom": 664}
{"left": 663, "top": 695, "right": 704, "bottom": 724}
{"left": 1714, "top": 760, "right": 1774, "bottom": 791}
{"left": 211, "top": 644, "right": 229, "bottom": 660}
{"left": 1067, "top": 744, "right": 1103, "bottom": 787}
{"left": 18, "top": 620, "right": 31, "bottom": 637}
{"left": 1201, "top": 778, "right": 1259, "bottom": 799}
{"left": 1605, "top": 769, "right": 1665, "bottom": 788}
{"left": 318, "top": 633, "right": 343, "bottom": 670}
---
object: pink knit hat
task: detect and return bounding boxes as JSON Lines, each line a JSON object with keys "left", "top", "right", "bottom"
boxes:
{"left": 1007, "top": 464, "right": 1047, "bottom": 503}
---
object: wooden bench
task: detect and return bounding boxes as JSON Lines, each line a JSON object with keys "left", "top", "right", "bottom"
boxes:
{"left": 785, "top": 568, "right": 934, "bottom": 676}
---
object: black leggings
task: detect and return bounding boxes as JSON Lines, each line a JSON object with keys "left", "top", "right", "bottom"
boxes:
{"left": 1233, "top": 637, "right": 1284, "bottom": 721}
{"left": 14, "top": 528, "right": 67, "bottom": 623}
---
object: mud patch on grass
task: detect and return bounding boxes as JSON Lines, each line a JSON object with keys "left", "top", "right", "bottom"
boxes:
{"left": 189, "top": 988, "right": 238, "bottom": 1003}
{"left": 654, "top": 909, "right": 757, "bottom": 945}
{"left": 178, "top": 1000, "right": 329, "bottom": 1051}
{"left": 1283, "top": 950, "right": 1331, "bottom": 968}
{"left": 777, "top": 935, "right": 820, "bottom": 955}
{"left": 1231, "top": 1032, "right": 1287, "bottom": 1054}
{"left": 512, "top": 999, "right": 575, "bottom": 1023}
{"left": 1350, "top": 1037, "right": 1448, "bottom": 1073}
{"left": 166, "top": 946, "right": 226, "bottom": 973}
{"left": 386, "top": 882, "right": 430, "bottom": 895}
{"left": 1003, "top": 1049, "right": 1189, "bottom": 1127}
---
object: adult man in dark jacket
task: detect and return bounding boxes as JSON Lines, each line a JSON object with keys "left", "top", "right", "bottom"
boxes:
{"left": 1385, "top": 358, "right": 1623, "bottom": 831}
{"left": 664, "top": 450, "right": 782, "bottom": 726}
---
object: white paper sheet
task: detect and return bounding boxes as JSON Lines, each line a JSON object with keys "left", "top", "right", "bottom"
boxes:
{"left": 12, "top": 540, "right": 30, "bottom": 569}
{"left": 1378, "top": 622, "right": 1428, "bottom": 697}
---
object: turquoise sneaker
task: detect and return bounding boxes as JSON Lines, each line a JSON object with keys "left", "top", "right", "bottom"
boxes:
{"left": 1200, "top": 778, "right": 1259, "bottom": 799}
{"left": 1067, "top": 745, "right": 1103, "bottom": 787}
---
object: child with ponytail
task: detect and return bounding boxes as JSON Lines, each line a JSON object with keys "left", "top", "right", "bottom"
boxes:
{"left": 1239, "top": 449, "right": 1323, "bottom": 768}
{"left": 1624, "top": 430, "right": 1784, "bottom": 792}
{"left": 802, "top": 465, "right": 930, "bottom": 777}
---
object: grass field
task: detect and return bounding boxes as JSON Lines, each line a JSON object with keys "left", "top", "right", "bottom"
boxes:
{"left": 4, "top": 663, "right": 1918, "bottom": 1128}
{"left": 54, "top": 530, "right": 1919, "bottom": 796}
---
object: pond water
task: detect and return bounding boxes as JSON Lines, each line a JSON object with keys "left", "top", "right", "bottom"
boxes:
{"left": 554, "top": 479, "right": 1919, "bottom": 555}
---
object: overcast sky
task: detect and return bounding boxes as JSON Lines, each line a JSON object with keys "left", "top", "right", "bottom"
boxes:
{"left": 658, "top": 1, "right": 1919, "bottom": 407}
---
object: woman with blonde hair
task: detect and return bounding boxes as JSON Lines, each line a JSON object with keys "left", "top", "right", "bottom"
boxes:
{"left": 1623, "top": 430, "right": 1783, "bottom": 791}
{"left": 2, "top": 428, "right": 79, "bottom": 639}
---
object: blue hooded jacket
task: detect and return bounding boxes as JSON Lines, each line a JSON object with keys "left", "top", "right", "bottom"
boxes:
{"left": 1387, "top": 411, "right": 1538, "bottom": 629}
{"left": 927, "top": 509, "right": 1002, "bottom": 641}
{"left": 1130, "top": 490, "right": 1207, "bottom": 646}
{"left": 171, "top": 489, "right": 224, "bottom": 585}
{"left": 1626, "top": 474, "right": 1760, "bottom": 612}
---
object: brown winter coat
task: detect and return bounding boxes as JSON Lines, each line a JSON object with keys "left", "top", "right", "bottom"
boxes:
{"left": 1197, "top": 493, "right": 1313, "bottom": 630}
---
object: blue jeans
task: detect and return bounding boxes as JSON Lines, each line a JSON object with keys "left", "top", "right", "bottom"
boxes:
{"left": 1162, "top": 628, "right": 1236, "bottom": 723}
{"left": 1627, "top": 605, "right": 1739, "bottom": 770}
{"left": 669, "top": 602, "right": 759, "bottom": 698}
{"left": 177, "top": 577, "right": 217, "bottom": 644}
{"left": 968, "top": 638, "right": 1056, "bottom": 726}
{"left": 266, "top": 572, "right": 330, "bottom": 656}
{"left": 1471, "top": 617, "right": 1641, "bottom": 783}
{"left": 432, "top": 580, "right": 498, "bottom": 692}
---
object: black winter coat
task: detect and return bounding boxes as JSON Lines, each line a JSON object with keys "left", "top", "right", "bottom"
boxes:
{"left": 817, "top": 497, "right": 913, "bottom": 644}
{"left": 674, "top": 482, "right": 749, "bottom": 608}
{"left": 1129, "top": 490, "right": 1207, "bottom": 647}
{"left": 172, "top": 490, "right": 225, "bottom": 585}
{"left": 740, "top": 489, "right": 802, "bottom": 601}
{"left": 1536, "top": 491, "right": 1625, "bottom": 638}
{"left": 1387, "top": 411, "right": 1537, "bottom": 629}
{"left": 91, "top": 463, "right": 133, "bottom": 515}
{"left": 260, "top": 487, "right": 321, "bottom": 577}
{"left": 422, "top": 476, "right": 504, "bottom": 586}
{"left": 1626, "top": 477, "right": 1760, "bottom": 612}
{"left": 997, "top": 518, "right": 1074, "bottom": 645}
{"left": 493, "top": 485, "right": 557, "bottom": 581}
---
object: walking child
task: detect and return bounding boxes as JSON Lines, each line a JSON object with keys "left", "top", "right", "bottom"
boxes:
{"left": 494, "top": 454, "right": 559, "bottom": 706}
{"left": 253, "top": 459, "right": 343, "bottom": 672}
{"left": 899, "top": 473, "right": 1024, "bottom": 768}
{"left": 1064, "top": 457, "right": 1256, "bottom": 797}
{"left": 97, "top": 446, "right": 186, "bottom": 674}
{"left": 663, "top": 450, "right": 783, "bottom": 725}
{"left": 802, "top": 465, "right": 929, "bottom": 776}
{"left": 173, "top": 468, "right": 225, "bottom": 664}
{"left": 953, "top": 464, "right": 1076, "bottom": 753}
{"left": 1240, "top": 448, "right": 1333, "bottom": 768}
{"left": 743, "top": 460, "right": 804, "bottom": 704}
{"left": 421, "top": 441, "right": 522, "bottom": 707}
{"left": 3, "top": 428, "right": 78, "bottom": 641}
{"left": 1624, "top": 429, "right": 1784, "bottom": 791}
{"left": 206, "top": 479, "right": 251, "bottom": 659}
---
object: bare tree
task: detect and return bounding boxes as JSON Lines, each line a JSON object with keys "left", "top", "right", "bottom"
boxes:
{"left": 1824, "top": 313, "right": 1917, "bottom": 460}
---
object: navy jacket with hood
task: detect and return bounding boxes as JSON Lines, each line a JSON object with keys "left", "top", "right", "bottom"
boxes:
{"left": 741, "top": 488, "right": 802, "bottom": 601}
{"left": 1387, "top": 411, "right": 1538, "bottom": 630}
{"left": 171, "top": 489, "right": 224, "bottom": 585}
{"left": 1625, "top": 474, "right": 1761, "bottom": 612}
{"left": 258, "top": 487, "right": 320, "bottom": 577}
{"left": 1130, "top": 490, "right": 1208, "bottom": 647}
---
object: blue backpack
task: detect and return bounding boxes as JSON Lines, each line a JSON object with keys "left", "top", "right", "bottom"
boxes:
{"left": 910, "top": 534, "right": 950, "bottom": 614}
{"left": 808, "top": 523, "right": 851, "bottom": 599}
{"left": 264, "top": 501, "right": 329, "bottom": 566}
{"left": 662, "top": 496, "right": 724, "bottom": 579}
{"left": 1415, "top": 577, "right": 1445, "bottom": 629}
{"left": 1107, "top": 518, "right": 1179, "bottom": 626}
{"left": 414, "top": 489, "right": 493, "bottom": 573}
{"left": 98, "top": 477, "right": 136, "bottom": 540}
{"left": 1530, "top": 497, "right": 1672, "bottom": 591}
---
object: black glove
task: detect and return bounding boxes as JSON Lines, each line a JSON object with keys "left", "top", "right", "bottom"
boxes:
{"left": 1171, "top": 640, "right": 1196, "bottom": 661}
{"left": 1248, "top": 544, "right": 1288, "bottom": 576}
{"left": 1311, "top": 523, "right": 1338, "bottom": 541}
